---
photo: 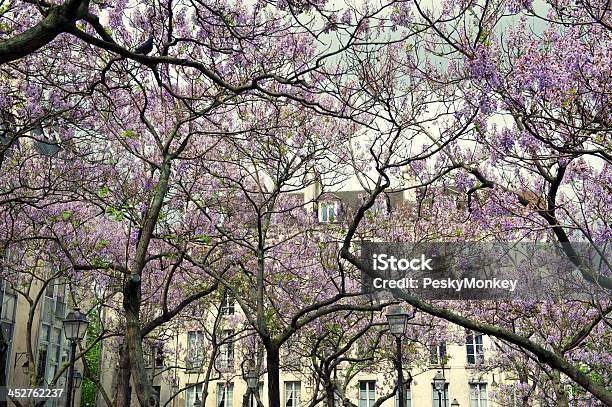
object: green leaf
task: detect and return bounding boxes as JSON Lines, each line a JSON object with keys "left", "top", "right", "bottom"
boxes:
{"left": 95, "top": 239, "right": 109, "bottom": 251}
{"left": 194, "top": 234, "right": 212, "bottom": 244}
{"left": 98, "top": 186, "right": 109, "bottom": 198}
{"left": 121, "top": 130, "right": 137, "bottom": 139}
{"left": 105, "top": 206, "right": 125, "bottom": 221}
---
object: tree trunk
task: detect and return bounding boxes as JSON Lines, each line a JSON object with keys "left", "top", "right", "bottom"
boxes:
{"left": 325, "top": 384, "right": 336, "bottom": 407}
{"left": 124, "top": 277, "right": 156, "bottom": 407}
{"left": 266, "top": 347, "right": 281, "bottom": 407}
{"left": 114, "top": 342, "right": 131, "bottom": 407}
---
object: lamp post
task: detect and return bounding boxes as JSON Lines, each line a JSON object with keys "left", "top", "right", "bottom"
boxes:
{"left": 245, "top": 361, "right": 259, "bottom": 407}
{"left": 62, "top": 307, "right": 89, "bottom": 407}
{"left": 433, "top": 370, "right": 447, "bottom": 407}
{"left": 386, "top": 305, "right": 415, "bottom": 407}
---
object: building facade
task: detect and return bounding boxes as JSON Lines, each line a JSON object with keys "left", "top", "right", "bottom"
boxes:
{"left": 0, "top": 273, "right": 84, "bottom": 407}
{"left": 93, "top": 185, "right": 516, "bottom": 407}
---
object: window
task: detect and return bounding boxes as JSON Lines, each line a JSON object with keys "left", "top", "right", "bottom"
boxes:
{"left": 221, "top": 291, "right": 235, "bottom": 315}
{"left": 359, "top": 381, "right": 376, "bottom": 407}
{"left": 395, "top": 383, "right": 412, "bottom": 407}
{"left": 319, "top": 201, "right": 338, "bottom": 223}
{"left": 217, "top": 330, "right": 234, "bottom": 370}
{"left": 284, "top": 381, "right": 301, "bottom": 407}
{"left": 0, "top": 279, "right": 16, "bottom": 374}
{"left": 432, "top": 383, "right": 449, "bottom": 407}
{"left": 37, "top": 320, "right": 67, "bottom": 389}
{"left": 429, "top": 342, "right": 447, "bottom": 365}
{"left": 185, "top": 383, "right": 203, "bottom": 407}
{"left": 152, "top": 386, "right": 161, "bottom": 407}
{"left": 469, "top": 383, "right": 487, "bottom": 407}
{"left": 371, "top": 196, "right": 389, "bottom": 215}
{"left": 187, "top": 331, "right": 205, "bottom": 368}
{"left": 145, "top": 344, "right": 164, "bottom": 368}
{"left": 154, "top": 345, "right": 164, "bottom": 367}
{"left": 36, "top": 345, "right": 47, "bottom": 384}
{"left": 42, "top": 280, "right": 67, "bottom": 323}
{"left": 466, "top": 331, "right": 484, "bottom": 364}
{"left": 217, "top": 383, "right": 233, "bottom": 407}
{"left": 249, "top": 382, "right": 264, "bottom": 407}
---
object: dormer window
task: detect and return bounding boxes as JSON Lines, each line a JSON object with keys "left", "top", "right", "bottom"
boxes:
{"left": 319, "top": 201, "right": 338, "bottom": 223}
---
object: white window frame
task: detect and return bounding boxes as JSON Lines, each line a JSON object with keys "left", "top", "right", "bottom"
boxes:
{"left": 429, "top": 341, "right": 446, "bottom": 365}
{"left": 249, "top": 382, "right": 264, "bottom": 407}
{"left": 216, "top": 382, "right": 233, "bottom": 407}
{"left": 394, "top": 383, "right": 412, "bottom": 407}
{"left": 186, "top": 331, "right": 205, "bottom": 368}
{"left": 469, "top": 383, "right": 488, "bottom": 407}
{"left": 466, "top": 330, "right": 484, "bottom": 364}
{"left": 185, "top": 383, "right": 203, "bottom": 407}
{"left": 284, "top": 381, "right": 301, "bottom": 407}
{"left": 0, "top": 279, "right": 16, "bottom": 375}
{"left": 432, "top": 383, "right": 449, "bottom": 407}
{"left": 319, "top": 201, "right": 338, "bottom": 223}
{"left": 217, "top": 330, "right": 234, "bottom": 370}
{"left": 359, "top": 381, "right": 376, "bottom": 407}
{"left": 221, "top": 291, "right": 235, "bottom": 315}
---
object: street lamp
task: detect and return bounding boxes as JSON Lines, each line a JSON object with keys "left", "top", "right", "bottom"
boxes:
{"left": 245, "top": 361, "right": 259, "bottom": 407}
{"left": 433, "top": 370, "right": 447, "bottom": 407}
{"left": 193, "top": 395, "right": 202, "bottom": 407}
{"left": 385, "top": 305, "right": 415, "bottom": 407}
{"left": 451, "top": 399, "right": 460, "bottom": 407}
{"left": 63, "top": 307, "right": 89, "bottom": 407}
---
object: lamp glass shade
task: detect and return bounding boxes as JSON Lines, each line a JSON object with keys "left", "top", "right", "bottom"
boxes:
{"left": 74, "top": 371, "right": 83, "bottom": 389}
{"left": 63, "top": 308, "right": 89, "bottom": 340}
{"left": 386, "top": 305, "right": 407, "bottom": 336}
{"left": 451, "top": 399, "right": 460, "bottom": 407}
{"left": 433, "top": 371, "right": 446, "bottom": 392}
{"left": 245, "top": 370, "right": 259, "bottom": 390}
